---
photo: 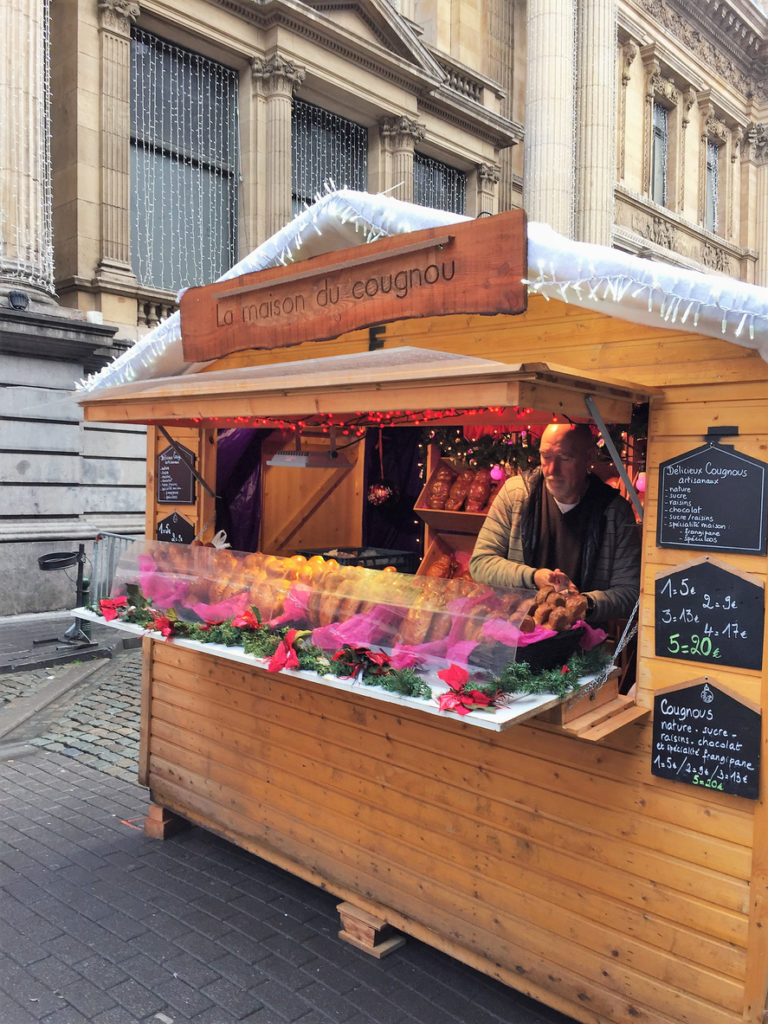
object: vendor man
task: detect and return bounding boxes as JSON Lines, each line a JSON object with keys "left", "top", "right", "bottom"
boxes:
{"left": 469, "top": 422, "right": 640, "bottom": 624}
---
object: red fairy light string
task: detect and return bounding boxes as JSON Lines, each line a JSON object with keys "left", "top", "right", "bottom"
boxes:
{"left": 184, "top": 405, "right": 521, "bottom": 431}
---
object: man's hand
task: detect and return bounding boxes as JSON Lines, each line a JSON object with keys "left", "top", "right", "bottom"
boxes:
{"left": 533, "top": 567, "right": 577, "bottom": 593}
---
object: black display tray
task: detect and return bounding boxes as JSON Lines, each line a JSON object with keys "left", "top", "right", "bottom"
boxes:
{"left": 469, "top": 626, "right": 586, "bottom": 675}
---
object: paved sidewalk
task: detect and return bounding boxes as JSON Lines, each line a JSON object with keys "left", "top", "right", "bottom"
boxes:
{"left": 0, "top": 648, "right": 579, "bottom": 1024}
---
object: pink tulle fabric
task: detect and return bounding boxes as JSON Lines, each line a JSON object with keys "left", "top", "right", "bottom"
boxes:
{"left": 138, "top": 555, "right": 190, "bottom": 607}
{"left": 190, "top": 590, "right": 251, "bottom": 624}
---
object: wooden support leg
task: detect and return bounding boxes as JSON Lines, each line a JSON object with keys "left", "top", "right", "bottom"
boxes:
{"left": 337, "top": 902, "right": 406, "bottom": 959}
{"left": 143, "top": 802, "right": 189, "bottom": 840}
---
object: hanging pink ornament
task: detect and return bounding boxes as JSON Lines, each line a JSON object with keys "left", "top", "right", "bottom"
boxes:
{"left": 490, "top": 464, "right": 505, "bottom": 482}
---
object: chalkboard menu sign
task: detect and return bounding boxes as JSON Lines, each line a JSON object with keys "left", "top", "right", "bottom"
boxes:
{"left": 157, "top": 443, "right": 196, "bottom": 505}
{"left": 156, "top": 511, "right": 195, "bottom": 545}
{"left": 652, "top": 679, "right": 761, "bottom": 799}
{"left": 657, "top": 443, "right": 768, "bottom": 554}
{"left": 655, "top": 558, "right": 764, "bottom": 671}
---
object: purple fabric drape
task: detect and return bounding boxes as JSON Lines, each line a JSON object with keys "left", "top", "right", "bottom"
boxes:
{"left": 215, "top": 428, "right": 269, "bottom": 552}
{"left": 362, "top": 427, "right": 423, "bottom": 555}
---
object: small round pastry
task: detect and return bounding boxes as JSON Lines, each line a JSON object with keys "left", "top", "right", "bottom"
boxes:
{"left": 547, "top": 607, "right": 573, "bottom": 632}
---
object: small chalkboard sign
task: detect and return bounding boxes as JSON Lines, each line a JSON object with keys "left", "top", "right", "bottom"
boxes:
{"left": 657, "top": 443, "right": 768, "bottom": 554}
{"left": 655, "top": 557, "right": 764, "bottom": 671}
{"left": 156, "top": 511, "right": 195, "bottom": 545}
{"left": 157, "top": 443, "right": 196, "bottom": 505}
{"left": 652, "top": 678, "right": 761, "bottom": 799}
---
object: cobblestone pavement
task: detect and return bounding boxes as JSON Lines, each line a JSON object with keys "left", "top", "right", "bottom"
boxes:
{"left": 0, "top": 649, "right": 579, "bottom": 1024}
{"left": 0, "top": 651, "right": 142, "bottom": 784}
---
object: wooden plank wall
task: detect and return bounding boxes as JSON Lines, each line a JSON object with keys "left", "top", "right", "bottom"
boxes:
{"left": 144, "top": 640, "right": 753, "bottom": 1024}
{"left": 145, "top": 426, "right": 217, "bottom": 543}
{"left": 259, "top": 432, "right": 365, "bottom": 555}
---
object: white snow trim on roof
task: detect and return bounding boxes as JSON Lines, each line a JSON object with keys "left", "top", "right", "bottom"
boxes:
{"left": 77, "top": 189, "right": 768, "bottom": 395}
{"left": 526, "top": 222, "right": 768, "bottom": 359}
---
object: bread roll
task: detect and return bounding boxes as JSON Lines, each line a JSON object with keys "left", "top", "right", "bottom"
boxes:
{"left": 565, "top": 594, "right": 589, "bottom": 620}
{"left": 425, "top": 465, "right": 457, "bottom": 510}
{"left": 533, "top": 604, "right": 552, "bottom": 626}
{"left": 548, "top": 608, "right": 573, "bottom": 632}
{"left": 445, "top": 469, "right": 475, "bottom": 511}
{"left": 465, "top": 468, "right": 492, "bottom": 512}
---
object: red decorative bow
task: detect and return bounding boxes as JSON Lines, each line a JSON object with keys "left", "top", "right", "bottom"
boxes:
{"left": 268, "top": 628, "right": 300, "bottom": 672}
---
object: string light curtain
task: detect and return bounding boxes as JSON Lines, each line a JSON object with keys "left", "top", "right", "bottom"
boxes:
{"left": 651, "top": 102, "right": 668, "bottom": 207}
{"left": 291, "top": 100, "right": 367, "bottom": 214}
{"left": 414, "top": 152, "right": 466, "bottom": 214}
{"left": 130, "top": 28, "right": 239, "bottom": 293}
{"left": 705, "top": 138, "right": 719, "bottom": 233}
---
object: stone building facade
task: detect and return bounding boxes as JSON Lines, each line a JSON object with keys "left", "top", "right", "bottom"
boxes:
{"left": 2, "top": 0, "right": 768, "bottom": 613}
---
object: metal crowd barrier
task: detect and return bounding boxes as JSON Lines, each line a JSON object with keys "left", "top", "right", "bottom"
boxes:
{"left": 90, "top": 532, "right": 137, "bottom": 607}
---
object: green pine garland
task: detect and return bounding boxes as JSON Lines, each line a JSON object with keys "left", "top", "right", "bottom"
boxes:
{"left": 98, "top": 591, "right": 610, "bottom": 707}
{"left": 485, "top": 646, "right": 611, "bottom": 699}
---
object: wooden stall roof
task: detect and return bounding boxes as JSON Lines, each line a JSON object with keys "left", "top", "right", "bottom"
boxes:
{"left": 79, "top": 346, "right": 653, "bottom": 428}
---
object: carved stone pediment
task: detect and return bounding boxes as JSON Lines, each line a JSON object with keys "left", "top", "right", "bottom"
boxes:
{"left": 649, "top": 71, "right": 679, "bottom": 105}
{"left": 302, "top": 0, "right": 445, "bottom": 81}
{"left": 705, "top": 115, "right": 728, "bottom": 144}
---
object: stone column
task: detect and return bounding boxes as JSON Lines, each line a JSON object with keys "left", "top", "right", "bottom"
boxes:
{"left": 574, "top": 0, "right": 616, "bottom": 245}
{"left": 378, "top": 116, "right": 425, "bottom": 202}
{"left": 477, "top": 163, "right": 501, "bottom": 215}
{"left": 524, "top": 0, "right": 575, "bottom": 235}
{"left": 95, "top": 0, "right": 140, "bottom": 288}
{"left": 0, "top": 0, "right": 56, "bottom": 305}
{"left": 252, "top": 54, "right": 306, "bottom": 238}
{"left": 746, "top": 124, "right": 768, "bottom": 287}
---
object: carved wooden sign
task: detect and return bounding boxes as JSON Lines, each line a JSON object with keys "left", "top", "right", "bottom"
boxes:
{"left": 179, "top": 210, "right": 527, "bottom": 363}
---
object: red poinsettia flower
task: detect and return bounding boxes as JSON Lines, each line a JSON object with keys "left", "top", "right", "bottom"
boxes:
{"left": 99, "top": 596, "right": 128, "bottom": 621}
{"left": 437, "top": 663, "right": 469, "bottom": 692}
{"left": 437, "top": 690, "right": 474, "bottom": 715}
{"left": 560, "top": 664, "right": 570, "bottom": 675}
{"left": 365, "top": 649, "right": 390, "bottom": 668}
{"left": 151, "top": 613, "right": 174, "bottom": 639}
{"left": 268, "top": 628, "right": 300, "bottom": 672}
{"left": 232, "top": 607, "right": 261, "bottom": 630}
{"left": 465, "top": 688, "right": 495, "bottom": 707}
{"left": 331, "top": 645, "right": 390, "bottom": 679}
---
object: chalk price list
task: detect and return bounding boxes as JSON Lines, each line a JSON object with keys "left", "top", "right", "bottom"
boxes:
{"left": 654, "top": 561, "right": 764, "bottom": 671}
{"left": 652, "top": 722, "right": 752, "bottom": 793}
{"left": 651, "top": 683, "right": 760, "bottom": 799}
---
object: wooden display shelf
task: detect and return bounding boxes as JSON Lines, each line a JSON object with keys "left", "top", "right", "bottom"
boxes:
{"left": 418, "top": 531, "right": 477, "bottom": 578}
